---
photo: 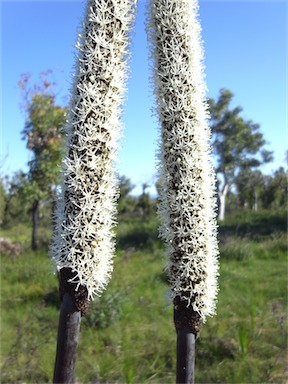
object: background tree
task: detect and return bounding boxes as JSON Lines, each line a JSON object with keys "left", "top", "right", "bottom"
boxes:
{"left": 1, "top": 171, "right": 30, "bottom": 226}
{"left": 118, "top": 175, "right": 136, "bottom": 215}
{"left": 135, "top": 182, "right": 153, "bottom": 217}
{"left": 261, "top": 167, "right": 287, "bottom": 210}
{"left": 209, "top": 88, "right": 273, "bottom": 220}
{"left": 19, "top": 73, "right": 66, "bottom": 249}
{"left": 0, "top": 178, "right": 7, "bottom": 225}
{"left": 0, "top": 155, "right": 8, "bottom": 225}
{"left": 235, "top": 169, "right": 265, "bottom": 211}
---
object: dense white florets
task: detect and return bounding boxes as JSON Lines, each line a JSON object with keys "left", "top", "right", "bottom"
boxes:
{"left": 148, "top": 0, "right": 219, "bottom": 321}
{"left": 51, "top": 0, "right": 135, "bottom": 299}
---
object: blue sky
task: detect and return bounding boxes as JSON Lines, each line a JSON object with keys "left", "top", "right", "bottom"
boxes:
{"left": 1, "top": 0, "right": 287, "bottom": 194}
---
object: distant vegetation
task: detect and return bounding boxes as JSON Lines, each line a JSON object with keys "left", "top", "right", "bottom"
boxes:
{"left": 0, "top": 74, "right": 287, "bottom": 382}
{"left": 1, "top": 76, "right": 286, "bottom": 248}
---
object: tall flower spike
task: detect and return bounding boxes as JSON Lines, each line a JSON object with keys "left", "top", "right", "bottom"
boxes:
{"left": 51, "top": 0, "right": 135, "bottom": 302}
{"left": 148, "top": 0, "right": 219, "bottom": 324}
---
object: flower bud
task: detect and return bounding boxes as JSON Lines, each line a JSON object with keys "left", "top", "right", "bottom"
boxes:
{"left": 51, "top": 0, "right": 135, "bottom": 300}
{"left": 148, "top": 0, "right": 219, "bottom": 321}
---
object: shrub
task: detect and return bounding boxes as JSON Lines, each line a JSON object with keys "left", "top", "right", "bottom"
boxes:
{"left": 83, "top": 291, "right": 124, "bottom": 329}
{"left": 0, "top": 237, "right": 22, "bottom": 257}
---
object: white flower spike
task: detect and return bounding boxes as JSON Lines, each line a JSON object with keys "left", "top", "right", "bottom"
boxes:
{"left": 148, "top": 0, "right": 219, "bottom": 323}
{"left": 51, "top": 0, "right": 135, "bottom": 303}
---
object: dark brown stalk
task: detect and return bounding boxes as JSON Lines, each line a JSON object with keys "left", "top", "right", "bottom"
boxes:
{"left": 174, "top": 296, "right": 202, "bottom": 384}
{"left": 53, "top": 268, "right": 88, "bottom": 383}
{"left": 176, "top": 328, "right": 196, "bottom": 384}
{"left": 53, "top": 292, "right": 81, "bottom": 383}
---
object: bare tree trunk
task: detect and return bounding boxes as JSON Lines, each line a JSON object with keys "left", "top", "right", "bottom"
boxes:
{"left": 218, "top": 184, "right": 229, "bottom": 221}
{"left": 31, "top": 200, "right": 39, "bottom": 250}
{"left": 253, "top": 191, "right": 258, "bottom": 212}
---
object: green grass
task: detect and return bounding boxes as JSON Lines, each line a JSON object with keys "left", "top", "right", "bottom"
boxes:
{"left": 0, "top": 210, "right": 287, "bottom": 383}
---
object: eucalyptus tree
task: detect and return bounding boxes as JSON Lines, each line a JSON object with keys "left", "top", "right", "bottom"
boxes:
{"left": 118, "top": 175, "right": 136, "bottom": 214}
{"left": 235, "top": 169, "right": 265, "bottom": 211}
{"left": 20, "top": 75, "right": 66, "bottom": 249}
{"left": 0, "top": 177, "right": 6, "bottom": 225}
{"left": 1, "top": 171, "right": 30, "bottom": 226}
{"left": 148, "top": 0, "right": 219, "bottom": 382}
{"left": 209, "top": 88, "right": 273, "bottom": 220}
{"left": 261, "top": 167, "right": 287, "bottom": 209}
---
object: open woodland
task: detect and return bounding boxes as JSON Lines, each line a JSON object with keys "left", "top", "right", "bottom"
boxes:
{"left": 0, "top": 202, "right": 287, "bottom": 383}
{"left": 1, "top": 80, "right": 287, "bottom": 383}
{"left": 0, "top": 18, "right": 286, "bottom": 383}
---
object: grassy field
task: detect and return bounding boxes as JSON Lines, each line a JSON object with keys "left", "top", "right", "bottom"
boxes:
{"left": 0, "top": 210, "right": 287, "bottom": 383}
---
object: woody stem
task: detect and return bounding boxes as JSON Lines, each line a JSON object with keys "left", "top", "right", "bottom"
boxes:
{"left": 176, "top": 327, "right": 196, "bottom": 384}
{"left": 53, "top": 292, "right": 81, "bottom": 384}
{"left": 174, "top": 296, "right": 201, "bottom": 384}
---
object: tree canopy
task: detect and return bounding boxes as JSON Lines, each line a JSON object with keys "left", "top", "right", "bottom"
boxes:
{"left": 208, "top": 88, "right": 273, "bottom": 220}
{"left": 19, "top": 73, "right": 66, "bottom": 249}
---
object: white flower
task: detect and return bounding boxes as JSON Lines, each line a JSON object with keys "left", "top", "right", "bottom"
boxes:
{"left": 51, "top": 0, "right": 135, "bottom": 300}
{"left": 148, "top": 0, "right": 219, "bottom": 322}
